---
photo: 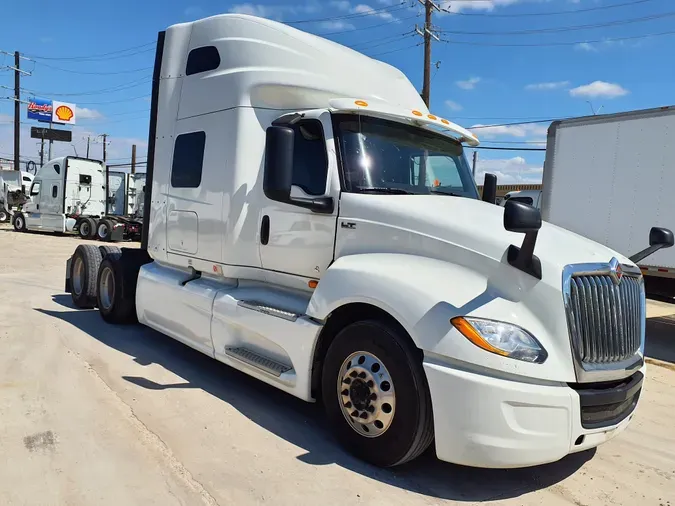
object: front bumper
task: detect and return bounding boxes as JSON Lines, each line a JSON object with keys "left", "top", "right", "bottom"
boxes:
{"left": 423, "top": 360, "right": 643, "bottom": 469}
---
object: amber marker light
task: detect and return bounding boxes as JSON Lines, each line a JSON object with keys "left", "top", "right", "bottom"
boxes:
{"left": 412, "top": 110, "right": 423, "bottom": 116}
{"left": 355, "top": 100, "right": 369, "bottom": 107}
{"left": 308, "top": 280, "right": 319, "bottom": 289}
{"left": 451, "top": 317, "right": 509, "bottom": 357}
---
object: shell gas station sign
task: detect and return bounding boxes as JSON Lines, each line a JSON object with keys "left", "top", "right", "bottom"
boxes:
{"left": 27, "top": 98, "right": 77, "bottom": 125}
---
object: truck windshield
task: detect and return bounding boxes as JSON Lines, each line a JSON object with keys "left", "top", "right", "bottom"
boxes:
{"left": 332, "top": 113, "right": 479, "bottom": 199}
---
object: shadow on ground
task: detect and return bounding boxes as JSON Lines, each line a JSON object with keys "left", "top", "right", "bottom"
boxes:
{"left": 38, "top": 294, "right": 595, "bottom": 502}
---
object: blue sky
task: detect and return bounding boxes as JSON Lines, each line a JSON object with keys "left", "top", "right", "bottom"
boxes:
{"left": 1, "top": 0, "right": 674, "bottom": 183}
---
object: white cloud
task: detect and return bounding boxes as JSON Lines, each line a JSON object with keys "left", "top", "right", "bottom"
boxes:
{"left": 229, "top": 3, "right": 280, "bottom": 18}
{"left": 569, "top": 81, "right": 629, "bottom": 99}
{"left": 352, "top": 4, "right": 395, "bottom": 20}
{"left": 445, "top": 100, "right": 462, "bottom": 111}
{"left": 75, "top": 106, "right": 104, "bottom": 120}
{"left": 525, "top": 81, "right": 570, "bottom": 91}
{"left": 575, "top": 42, "right": 598, "bottom": 52}
{"left": 456, "top": 77, "right": 481, "bottom": 90}
{"left": 439, "top": 0, "right": 523, "bottom": 13}
{"left": 319, "top": 20, "right": 355, "bottom": 30}
{"left": 330, "top": 0, "right": 351, "bottom": 10}
{"left": 474, "top": 156, "right": 543, "bottom": 185}
{"left": 184, "top": 6, "right": 203, "bottom": 17}
{"left": 469, "top": 123, "right": 548, "bottom": 139}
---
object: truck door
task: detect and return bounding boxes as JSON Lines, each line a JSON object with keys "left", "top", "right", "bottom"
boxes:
{"left": 24, "top": 179, "right": 42, "bottom": 228}
{"left": 42, "top": 181, "right": 64, "bottom": 230}
{"left": 259, "top": 113, "right": 339, "bottom": 279}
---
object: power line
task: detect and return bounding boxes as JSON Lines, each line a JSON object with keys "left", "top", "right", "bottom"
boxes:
{"left": 34, "top": 61, "right": 153, "bottom": 76}
{"left": 75, "top": 94, "right": 150, "bottom": 105}
{"left": 441, "top": 29, "right": 675, "bottom": 47}
{"left": 438, "top": 10, "right": 675, "bottom": 36}
{"left": 23, "top": 77, "right": 151, "bottom": 98}
{"left": 347, "top": 31, "right": 413, "bottom": 49}
{"left": 25, "top": 42, "right": 155, "bottom": 61}
{"left": 320, "top": 13, "right": 421, "bottom": 36}
{"left": 369, "top": 41, "right": 423, "bottom": 57}
{"left": 445, "top": 0, "right": 656, "bottom": 18}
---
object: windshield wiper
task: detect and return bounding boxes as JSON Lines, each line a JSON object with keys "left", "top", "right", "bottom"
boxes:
{"left": 356, "top": 187, "right": 414, "bottom": 195}
{"left": 429, "top": 189, "right": 463, "bottom": 197}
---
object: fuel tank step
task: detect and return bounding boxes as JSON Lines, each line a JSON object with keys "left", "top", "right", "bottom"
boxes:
{"left": 237, "top": 299, "right": 299, "bottom": 321}
{"left": 225, "top": 347, "right": 293, "bottom": 377}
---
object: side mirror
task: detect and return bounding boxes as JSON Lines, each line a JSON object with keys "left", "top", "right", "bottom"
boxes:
{"left": 263, "top": 126, "right": 294, "bottom": 203}
{"left": 263, "top": 125, "right": 334, "bottom": 214}
{"left": 504, "top": 200, "right": 542, "bottom": 279}
{"left": 482, "top": 173, "right": 497, "bottom": 205}
{"left": 650, "top": 227, "right": 674, "bottom": 248}
{"left": 630, "top": 226, "right": 674, "bottom": 263}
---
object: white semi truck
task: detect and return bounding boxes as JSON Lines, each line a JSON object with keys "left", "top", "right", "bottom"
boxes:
{"left": 0, "top": 170, "right": 33, "bottom": 222}
{"left": 542, "top": 107, "right": 675, "bottom": 296}
{"left": 12, "top": 157, "right": 143, "bottom": 242}
{"left": 63, "top": 14, "right": 672, "bottom": 469}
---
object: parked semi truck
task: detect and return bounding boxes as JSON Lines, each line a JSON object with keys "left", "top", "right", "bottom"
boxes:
{"left": 542, "top": 106, "right": 675, "bottom": 296}
{"left": 12, "top": 156, "right": 143, "bottom": 242}
{"left": 0, "top": 170, "right": 33, "bottom": 222}
{"left": 63, "top": 14, "right": 672, "bottom": 469}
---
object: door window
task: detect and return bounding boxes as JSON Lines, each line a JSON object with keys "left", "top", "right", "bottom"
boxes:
{"left": 290, "top": 121, "right": 328, "bottom": 196}
{"left": 30, "top": 181, "right": 41, "bottom": 196}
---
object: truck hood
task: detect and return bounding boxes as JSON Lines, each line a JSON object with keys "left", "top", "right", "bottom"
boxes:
{"left": 336, "top": 193, "right": 635, "bottom": 275}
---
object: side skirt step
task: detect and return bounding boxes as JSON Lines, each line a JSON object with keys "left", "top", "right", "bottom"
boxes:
{"left": 237, "top": 299, "right": 299, "bottom": 321}
{"left": 225, "top": 347, "right": 293, "bottom": 378}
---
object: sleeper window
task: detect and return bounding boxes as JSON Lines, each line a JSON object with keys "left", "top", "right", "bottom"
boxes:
{"left": 171, "top": 131, "right": 206, "bottom": 188}
{"left": 186, "top": 46, "right": 221, "bottom": 76}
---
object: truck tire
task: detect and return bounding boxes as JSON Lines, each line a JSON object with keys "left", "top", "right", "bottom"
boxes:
{"left": 99, "top": 245, "right": 121, "bottom": 257}
{"left": 96, "top": 252, "right": 137, "bottom": 324}
{"left": 0, "top": 209, "right": 8, "bottom": 222}
{"left": 321, "top": 319, "right": 434, "bottom": 467}
{"left": 96, "top": 218, "right": 115, "bottom": 242}
{"left": 70, "top": 244, "right": 103, "bottom": 308}
{"left": 13, "top": 212, "right": 27, "bottom": 232}
{"left": 78, "top": 217, "right": 96, "bottom": 240}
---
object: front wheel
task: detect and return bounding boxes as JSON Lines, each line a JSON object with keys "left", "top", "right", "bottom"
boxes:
{"left": 13, "top": 212, "right": 27, "bottom": 232}
{"left": 0, "top": 209, "right": 8, "bottom": 222}
{"left": 321, "top": 319, "right": 434, "bottom": 467}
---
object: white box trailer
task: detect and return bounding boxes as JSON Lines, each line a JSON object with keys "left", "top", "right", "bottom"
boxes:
{"left": 61, "top": 14, "right": 673, "bottom": 470}
{"left": 542, "top": 106, "right": 675, "bottom": 294}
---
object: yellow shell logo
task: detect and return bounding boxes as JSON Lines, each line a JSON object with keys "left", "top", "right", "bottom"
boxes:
{"left": 55, "top": 105, "right": 74, "bottom": 122}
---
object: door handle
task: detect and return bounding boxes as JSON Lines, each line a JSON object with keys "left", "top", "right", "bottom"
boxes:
{"left": 260, "top": 215, "right": 270, "bottom": 245}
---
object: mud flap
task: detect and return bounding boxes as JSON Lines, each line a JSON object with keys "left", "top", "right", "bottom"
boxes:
{"left": 65, "top": 257, "right": 72, "bottom": 293}
{"left": 111, "top": 224, "right": 125, "bottom": 242}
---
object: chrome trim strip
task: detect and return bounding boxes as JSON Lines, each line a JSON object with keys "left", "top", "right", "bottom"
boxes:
{"left": 562, "top": 260, "right": 645, "bottom": 383}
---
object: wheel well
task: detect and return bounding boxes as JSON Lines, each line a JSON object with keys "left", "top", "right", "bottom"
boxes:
{"left": 310, "top": 302, "right": 420, "bottom": 400}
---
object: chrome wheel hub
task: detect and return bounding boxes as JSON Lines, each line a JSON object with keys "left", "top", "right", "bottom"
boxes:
{"left": 80, "top": 222, "right": 90, "bottom": 236}
{"left": 72, "top": 257, "right": 84, "bottom": 296}
{"left": 337, "top": 351, "right": 396, "bottom": 438}
{"left": 99, "top": 266, "right": 115, "bottom": 310}
{"left": 98, "top": 223, "right": 108, "bottom": 238}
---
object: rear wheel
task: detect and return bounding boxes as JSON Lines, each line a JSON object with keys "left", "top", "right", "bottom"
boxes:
{"left": 78, "top": 217, "right": 96, "bottom": 240}
{"left": 0, "top": 209, "right": 8, "bottom": 222}
{"left": 97, "top": 218, "right": 115, "bottom": 242}
{"left": 70, "top": 244, "right": 103, "bottom": 308}
{"left": 13, "top": 212, "right": 27, "bottom": 232}
{"left": 96, "top": 252, "right": 137, "bottom": 324}
{"left": 321, "top": 319, "right": 434, "bottom": 467}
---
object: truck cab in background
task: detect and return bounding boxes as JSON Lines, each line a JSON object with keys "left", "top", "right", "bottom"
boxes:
{"left": 14, "top": 156, "right": 106, "bottom": 234}
{"left": 501, "top": 189, "right": 542, "bottom": 210}
{"left": 64, "top": 14, "right": 673, "bottom": 470}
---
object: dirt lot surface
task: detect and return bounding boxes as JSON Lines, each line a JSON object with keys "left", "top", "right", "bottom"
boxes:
{"left": 0, "top": 225, "right": 673, "bottom": 506}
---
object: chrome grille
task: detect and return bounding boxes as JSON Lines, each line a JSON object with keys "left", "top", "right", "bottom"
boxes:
{"left": 566, "top": 273, "right": 643, "bottom": 364}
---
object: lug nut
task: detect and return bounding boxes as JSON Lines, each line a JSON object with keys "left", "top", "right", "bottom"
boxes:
{"left": 367, "top": 380, "right": 374, "bottom": 388}
{"left": 344, "top": 402, "right": 352, "bottom": 408}
{"left": 367, "top": 406, "right": 375, "bottom": 413}
{"left": 358, "top": 372, "right": 367, "bottom": 379}
{"left": 343, "top": 377, "right": 351, "bottom": 385}
{"left": 350, "top": 371, "right": 358, "bottom": 378}
{"left": 341, "top": 389, "right": 349, "bottom": 396}
{"left": 350, "top": 410, "right": 359, "bottom": 418}
{"left": 359, "top": 412, "right": 368, "bottom": 419}
{"left": 370, "top": 393, "right": 377, "bottom": 400}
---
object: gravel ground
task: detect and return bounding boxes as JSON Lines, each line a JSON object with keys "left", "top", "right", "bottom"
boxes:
{"left": 0, "top": 224, "right": 673, "bottom": 506}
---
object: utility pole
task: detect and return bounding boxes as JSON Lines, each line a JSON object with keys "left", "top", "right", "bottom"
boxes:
{"left": 85, "top": 136, "right": 91, "bottom": 158}
{"left": 39, "top": 135, "right": 45, "bottom": 166}
{"left": 131, "top": 144, "right": 137, "bottom": 174}
{"left": 1, "top": 51, "right": 31, "bottom": 170}
{"left": 472, "top": 151, "right": 478, "bottom": 179}
{"left": 98, "top": 133, "right": 109, "bottom": 162}
{"left": 13, "top": 51, "right": 20, "bottom": 171}
{"left": 415, "top": 0, "right": 441, "bottom": 108}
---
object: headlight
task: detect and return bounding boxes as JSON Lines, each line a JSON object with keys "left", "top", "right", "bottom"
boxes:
{"left": 451, "top": 317, "right": 548, "bottom": 364}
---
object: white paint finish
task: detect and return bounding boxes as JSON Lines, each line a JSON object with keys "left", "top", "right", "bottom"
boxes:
{"left": 543, "top": 110, "right": 675, "bottom": 270}
{"left": 106, "top": 170, "right": 127, "bottom": 216}
{"left": 423, "top": 359, "right": 636, "bottom": 468}
{"left": 307, "top": 252, "right": 576, "bottom": 382}
{"left": 259, "top": 111, "right": 339, "bottom": 279}
{"left": 167, "top": 210, "right": 199, "bottom": 254}
{"left": 136, "top": 261, "right": 219, "bottom": 357}
{"left": 20, "top": 157, "right": 106, "bottom": 233}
